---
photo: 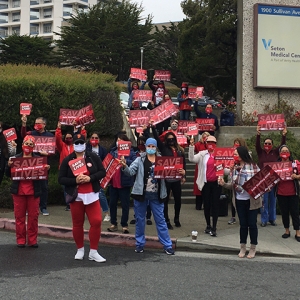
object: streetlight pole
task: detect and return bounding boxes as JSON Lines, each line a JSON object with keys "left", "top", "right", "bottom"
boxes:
{"left": 140, "top": 47, "right": 144, "bottom": 69}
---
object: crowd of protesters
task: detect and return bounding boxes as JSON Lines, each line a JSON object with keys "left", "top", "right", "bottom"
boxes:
{"left": 0, "top": 75, "right": 299, "bottom": 262}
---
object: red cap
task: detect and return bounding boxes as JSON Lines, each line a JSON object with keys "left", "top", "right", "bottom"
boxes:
{"left": 181, "top": 83, "right": 188, "bottom": 88}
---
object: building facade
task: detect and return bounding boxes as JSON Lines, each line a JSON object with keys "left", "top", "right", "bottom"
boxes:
{"left": 0, "top": 0, "right": 99, "bottom": 40}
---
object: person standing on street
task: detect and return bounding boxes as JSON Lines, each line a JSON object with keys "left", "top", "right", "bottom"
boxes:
{"left": 194, "top": 103, "right": 219, "bottom": 136}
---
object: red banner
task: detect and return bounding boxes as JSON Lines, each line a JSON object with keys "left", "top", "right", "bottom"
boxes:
{"left": 132, "top": 90, "right": 153, "bottom": 102}
{"left": 242, "top": 165, "right": 281, "bottom": 200}
{"left": 214, "top": 147, "right": 235, "bottom": 168}
{"left": 264, "top": 161, "right": 293, "bottom": 181}
{"left": 33, "top": 137, "right": 56, "bottom": 154}
{"left": 152, "top": 100, "right": 178, "bottom": 125}
{"left": 75, "top": 105, "right": 96, "bottom": 128}
{"left": 187, "top": 123, "right": 199, "bottom": 136}
{"left": 68, "top": 158, "right": 87, "bottom": 176}
{"left": 154, "top": 156, "right": 183, "bottom": 179}
{"left": 177, "top": 120, "right": 194, "bottom": 134}
{"left": 188, "top": 87, "right": 204, "bottom": 99}
{"left": 3, "top": 128, "right": 17, "bottom": 141}
{"left": 10, "top": 157, "right": 48, "bottom": 180}
{"left": 130, "top": 68, "right": 147, "bottom": 81}
{"left": 195, "top": 118, "right": 215, "bottom": 131}
{"left": 129, "top": 110, "right": 151, "bottom": 127}
{"left": 118, "top": 141, "right": 132, "bottom": 156}
{"left": 59, "top": 108, "right": 79, "bottom": 125}
{"left": 20, "top": 103, "right": 32, "bottom": 115}
{"left": 100, "top": 153, "right": 122, "bottom": 189}
{"left": 154, "top": 70, "right": 171, "bottom": 81}
{"left": 175, "top": 134, "right": 188, "bottom": 148}
{"left": 257, "top": 113, "right": 285, "bottom": 131}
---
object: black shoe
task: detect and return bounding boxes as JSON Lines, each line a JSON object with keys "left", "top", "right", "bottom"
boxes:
{"left": 210, "top": 230, "right": 217, "bottom": 237}
{"left": 261, "top": 222, "right": 267, "bottom": 227}
{"left": 29, "top": 244, "right": 39, "bottom": 248}
{"left": 146, "top": 219, "right": 152, "bottom": 225}
{"left": 129, "top": 219, "right": 136, "bottom": 225}
{"left": 195, "top": 205, "right": 202, "bottom": 210}
{"left": 65, "top": 205, "right": 70, "bottom": 211}
{"left": 204, "top": 226, "right": 212, "bottom": 234}
{"left": 269, "top": 221, "right": 277, "bottom": 226}
{"left": 17, "top": 244, "right": 25, "bottom": 248}
{"left": 295, "top": 235, "right": 300, "bottom": 242}
{"left": 282, "top": 233, "right": 290, "bottom": 238}
{"left": 167, "top": 222, "right": 173, "bottom": 230}
{"left": 174, "top": 219, "right": 181, "bottom": 227}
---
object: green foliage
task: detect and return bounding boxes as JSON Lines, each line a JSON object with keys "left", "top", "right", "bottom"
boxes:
{"left": 0, "top": 34, "right": 61, "bottom": 66}
{"left": 0, "top": 177, "right": 13, "bottom": 209}
{"left": 0, "top": 64, "right": 123, "bottom": 136}
{"left": 56, "top": 0, "right": 152, "bottom": 81}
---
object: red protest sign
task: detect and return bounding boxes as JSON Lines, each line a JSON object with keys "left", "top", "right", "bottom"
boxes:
{"left": 33, "top": 137, "right": 56, "bottom": 154}
{"left": 188, "top": 87, "right": 204, "bottom": 99}
{"left": 195, "top": 118, "right": 215, "bottom": 131}
{"left": 59, "top": 108, "right": 79, "bottom": 125}
{"left": 154, "top": 156, "right": 183, "bottom": 179}
{"left": 75, "top": 104, "right": 96, "bottom": 128}
{"left": 242, "top": 165, "right": 281, "bottom": 200}
{"left": 154, "top": 70, "right": 171, "bottom": 81}
{"left": 257, "top": 114, "right": 285, "bottom": 131}
{"left": 187, "top": 123, "right": 199, "bottom": 136}
{"left": 132, "top": 90, "right": 153, "bottom": 102}
{"left": 10, "top": 157, "right": 48, "bottom": 180}
{"left": 136, "top": 127, "right": 144, "bottom": 134}
{"left": 100, "top": 153, "right": 122, "bottom": 189}
{"left": 20, "top": 103, "right": 32, "bottom": 115}
{"left": 152, "top": 100, "right": 178, "bottom": 125}
{"left": 118, "top": 141, "right": 132, "bottom": 156}
{"left": 215, "top": 162, "right": 224, "bottom": 176}
{"left": 264, "top": 161, "right": 293, "bottom": 181}
{"left": 130, "top": 68, "right": 147, "bottom": 81}
{"left": 129, "top": 110, "right": 152, "bottom": 127}
{"left": 175, "top": 134, "right": 188, "bottom": 148}
{"left": 177, "top": 120, "right": 194, "bottom": 134}
{"left": 68, "top": 158, "right": 87, "bottom": 176}
{"left": 3, "top": 128, "right": 17, "bottom": 141}
{"left": 214, "top": 147, "right": 235, "bottom": 168}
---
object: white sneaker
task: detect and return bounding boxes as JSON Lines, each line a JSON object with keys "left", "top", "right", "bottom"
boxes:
{"left": 74, "top": 248, "right": 84, "bottom": 260}
{"left": 103, "top": 215, "right": 111, "bottom": 222}
{"left": 88, "top": 251, "right": 106, "bottom": 263}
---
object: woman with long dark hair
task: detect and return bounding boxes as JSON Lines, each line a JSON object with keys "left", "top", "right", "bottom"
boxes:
{"left": 219, "top": 146, "right": 261, "bottom": 258}
{"left": 177, "top": 83, "right": 192, "bottom": 120}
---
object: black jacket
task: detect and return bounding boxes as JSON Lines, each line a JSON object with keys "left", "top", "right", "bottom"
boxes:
{"left": 58, "top": 151, "right": 106, "bottom": 196}
{"left": 6, "top": 153, "right": 42, "bottom": 197}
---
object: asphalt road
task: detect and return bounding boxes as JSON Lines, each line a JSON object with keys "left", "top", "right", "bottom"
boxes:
{"left": 1, "top": 230, "right": 299, "bottom": 300}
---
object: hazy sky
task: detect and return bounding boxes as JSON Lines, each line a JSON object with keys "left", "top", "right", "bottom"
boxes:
{"left": 135, "top": 0, "right": 186, "bottom": 23}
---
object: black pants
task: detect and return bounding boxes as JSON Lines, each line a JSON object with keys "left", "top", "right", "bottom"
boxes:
{"left": 202, "top": 181, "right": 222, "bottom": 231}
{"left": 277, "top": 194, "right": 300, "bottom": 230}
{"left": 164, "top": 180, "right": 182, "bottom": 222}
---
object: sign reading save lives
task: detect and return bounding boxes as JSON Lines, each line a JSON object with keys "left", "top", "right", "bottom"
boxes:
{"left": 154, "top": 156, "right": 183, "bottom": 179}
{"left": 33, "top": 137, "right": 56, "bottom": 154}
{"left": 257, "top": 113, "right": 285, "bottom": 130}
{"left": 68, "top": 158, "right": 87, "bottom": 176}
{"left": 59, "top": 105, "right": 96, "bottom": 127}
{"left": 117, "top": 141, "right": 132, "bottom": 156}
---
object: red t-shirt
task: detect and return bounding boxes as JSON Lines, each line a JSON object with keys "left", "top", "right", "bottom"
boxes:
{"left": 77, "top": 170, "right": 93, "bottom": 193}
{"left": 18, "top": 180, "right": 34, "bottom": 195}
{"left": 277, "top": 180, "right": 295, "bottom": 196}
{"left": 206, "top": 155, "right": 218, "bottom": 182}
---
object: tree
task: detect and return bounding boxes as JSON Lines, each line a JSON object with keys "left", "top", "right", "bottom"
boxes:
{"left": 56, "top": 0, "right": 152, "bottom": 80}
{"left": 0, "top": 34, "right": 60, "bottom": 66}
{"left": 178, "top": 0, "right": 237, "bottom": 100}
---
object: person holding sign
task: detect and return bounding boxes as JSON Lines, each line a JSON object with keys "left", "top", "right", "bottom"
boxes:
{"left": 189, "top": 135, "right": 222, "bottom": 237}
{"left": 275, "top": 145, "right": 300, "bottom": 242}
{"left": 256, "top": 125, "right": 287, "bottom": 227}
{"left": 177, "top": 83, "right": 192, "bottom": 120}
{"left": 127, "top": 77, "right": 147, "bottom": 109}
{"left": 194, "top": 103, "right": 219, "bottom": 136}
{"left": 219, "top": 146, "right": 261, "bottom": 259}
{"left": 152, "top": 126, "right": 186, "bottom": 229}
{"left": 120, "top": 138, "right": 174, "bottom": 255}
{"left": 21, "top": 115, "right": 54, "bottom": 216}
{"left": 148, "top": 76, "right": 168, "bottom": 107}
{"left": 58, "top": 134, "right": 106, "bottom": 262}
{"left": 6, "top": 135, "right": 50, "bottom": 248}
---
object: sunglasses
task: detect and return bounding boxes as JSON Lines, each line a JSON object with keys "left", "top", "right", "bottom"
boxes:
{"left": 74, "top": 141, "right": 84, "bottom": 145}
{"left": 167, "top": 138, "right": 175, "bottom": 141}
{"left": 24, "top": 143, "right": 34, "bottom": 147}
{"left": 91, "top": 137, "right": 99, "bottom": 140}
{"left": 264, "top": 142, "right": 272, "bottom": 145}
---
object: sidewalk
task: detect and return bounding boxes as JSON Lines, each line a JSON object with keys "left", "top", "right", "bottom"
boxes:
{"left": 1, "top": 204, "right": 300, "bottom": 258}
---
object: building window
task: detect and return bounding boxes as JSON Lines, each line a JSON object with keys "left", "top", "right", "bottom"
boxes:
{"left": 43, "top": 0, "right": 52, "bottom": 3}
{"left": 43, "top": 8, "right": 52, "bottom": 18}
{"left": 12, "top": 1, "right": 20, "bottom": 8}
{"left": 30, "top": 9, "right": 39, "bottom": 20}
{"left": 12, "top": 12, "right": 20, "bottom": 22}
{"left": 63, "top": 4, "right": 72, "bottom": 17}
{"left": 43, "top": 23, "right": 52, "bottom": 33}
{"left": 12, "top": 26, "right": 20, "bottom": 35}
{"left": 30, "top": 24, "right": 39, "bottom": 35}
{"left": 0, "top": 13, "right": 8, "bottom": 23}
{"left": 30, "top": 0, "right": 40, "bottom": 5}
{"left": 0, "top": 3, "right": 8, "bottom": 10}
{"left": 0, "top": 27, "right": 8, "bottom": 37}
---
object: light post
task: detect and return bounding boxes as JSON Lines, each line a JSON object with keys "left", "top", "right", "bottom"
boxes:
{"left": 140, "top": 46, "right": 144, "bottom": 69}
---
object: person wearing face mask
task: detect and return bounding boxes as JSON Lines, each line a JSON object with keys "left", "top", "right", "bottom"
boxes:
{"left": 152, "top": 126, "right": 186, "bottom": 229}
{"left": 121, "top": 138, "right": 174, "bottom": 255}
{"left": 189, "top": 135, "right": 222, "bottom": 237}
{"left": 194, "top": 103, "right": 219, "bottom": 136}
{"left": 256, "top": 125, "right": 287, "bottom": 227}
{"left": 127, "top": 77, "right": 147, "bottom": 109}
{"left": 86, "top": 132, "right": 110, "bottom": 222}
{"left": 219, "top": 146, "right": 261, "bottom": 259}
{"left": 6, "top": 135, "right": 50, "bottom": 248}
{"left": 107, "top": 134, "right": 136, "bottom": 234}
{"left": 55, "top": 121, "right": 86, "bottom": 211}
{"left": 275, "top": 145, "right": 300, "bottom": 242}
{"left": 21, "top": 115, "right": 54, "bottom": 216}
{"left": 158, "top": 118, "right": 180, "bottom": 143}
{"left": 58, "top": 134, "right": 106, "bottom": 262}
{"left": 177, "top": 83, "right": 192, "bottom": 120}
{"left": 148, "top": 76, "right": 168, "bottom": 107}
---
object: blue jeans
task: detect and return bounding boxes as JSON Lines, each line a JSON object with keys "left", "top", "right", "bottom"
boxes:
{"left": 39, "top": 180, "right": 48, "bottom": 211}
{"left": 109, "top": 186, "right": 130, "bottom": 227}
{"left": 135, "top": 192, "right": 172, "bottom": 249}
{"left": 236, "top": 199, "right": 259, "bottom": 245}
{"left": 99, "top": 188, "right": 109, "bottom": 213}
{"left": 260, "top": 188, "right": 276, "bottom": 223}
{"left": 180, "top": 110, "right": 191, "bottom": 120}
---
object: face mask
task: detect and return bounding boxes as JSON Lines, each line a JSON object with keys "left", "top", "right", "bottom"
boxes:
{"left": 158, "top": 84, "right": 164, "bottom": 88}
{"left": 138, "top": 144, "right": 146, "bottom": 152}
{"left": 133, "top": 85, "right": 138, "bottom": 90}
{"left": 234, "top": 143, "right": 240, "bottom": 148}
{"left": 146, "top": 148, "right": 156, "bottom": 155}
{"left": 74, "top": 143, "right": 86, "bottom": 153}
{"left": 206, "top": 143, "right": 216, "bottom": 152}
{"left": 22, "top": 145, "right": 33, "bottom": 154}
{"left": 167, "top": 138, "right": 175, "bottom": 146}
{"left": 170, "top": 124, "right": 178, "bottom": 130}
{"left": 205, "top": 108, "right": 212, "bottom": 114}
{"left": 233, "top": 155, "right": 240, "bottom": 163}
{"left": 90, "top": 139, "right": 99, "bottom": 147}
{"left": 182, "top": 88, "right": 186, "bottom": 92}
{"left": 34, "top": 124, "right": 43, "bottom": 131}
{"left": 280, "top": 153, "right": 290, "bottom": 159}
{"left": 264, "top": 145, "right": 272, "bottom": 152}
{"left": 65, "top": 138, "right": 73, "bottom": 145}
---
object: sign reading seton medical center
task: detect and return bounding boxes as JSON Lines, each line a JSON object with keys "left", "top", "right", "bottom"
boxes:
{"left": 254, "top": 4, "right": 300, "bottom": 89}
